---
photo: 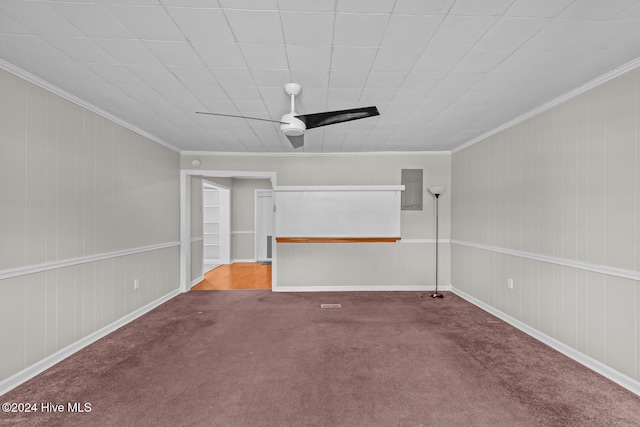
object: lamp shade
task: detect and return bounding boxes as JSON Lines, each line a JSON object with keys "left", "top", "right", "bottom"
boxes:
{"left": 429, "top": 186, "right": 445, "bottom": 196}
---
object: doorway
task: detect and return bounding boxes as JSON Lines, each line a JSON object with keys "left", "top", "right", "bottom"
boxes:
{"left": 192, "top": 262, "right": 272, "bottom": 290}
{"left": 180, "top": 169, "right": 278, "bottom": 293}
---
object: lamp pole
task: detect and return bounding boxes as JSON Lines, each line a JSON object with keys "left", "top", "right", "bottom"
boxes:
{"left": 429, "top": 186, "right": 445, "bottom": 298}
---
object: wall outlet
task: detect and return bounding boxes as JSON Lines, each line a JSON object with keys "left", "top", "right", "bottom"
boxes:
{"left": 507, "top": 278, "right": 514, "bottom": 290}
{"left": 134, "top": 279, "right": 139, "bottom": 290}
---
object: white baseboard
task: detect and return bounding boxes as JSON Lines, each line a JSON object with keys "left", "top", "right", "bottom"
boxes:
{"left": 190, "top": 275, "right": 204, "bottom": 288}
{"left": 450, "top": 286, "right": 640, "bottom": 397}
{"left": 232, "top": 258, "right": 257, "bottom": 263}
{"left": 272, "top": 284, "right": 451, "bottom": 292}
{"left": 0, "top": 289, "right": 180, "bottom": 396}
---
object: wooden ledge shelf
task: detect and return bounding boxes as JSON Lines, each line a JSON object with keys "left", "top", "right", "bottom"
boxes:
{"left": 276, "top": 237, "right": 401, "bottom": 243}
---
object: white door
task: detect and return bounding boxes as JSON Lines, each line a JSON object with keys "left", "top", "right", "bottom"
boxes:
{"left": 255, "top": 190, "right": 273, "bottom": 261}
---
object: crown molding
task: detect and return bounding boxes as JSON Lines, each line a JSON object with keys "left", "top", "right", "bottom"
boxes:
{"left": 180, "top": 150, "right": 451, "bottom": 157}
{"left": 451, "top": 56, "right": 640, "bottom": 154}
{"left": 0, "top": 59, "right": 181, "bottom": 153}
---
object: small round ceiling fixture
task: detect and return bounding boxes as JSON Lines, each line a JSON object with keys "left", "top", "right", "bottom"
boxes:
{"left": 191, "top": 159, "right": 201, "bottom": 168}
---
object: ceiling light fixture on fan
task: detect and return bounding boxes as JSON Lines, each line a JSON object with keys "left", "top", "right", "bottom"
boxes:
{"left": 196, "top": 83, "right": 380, "bottom": 149}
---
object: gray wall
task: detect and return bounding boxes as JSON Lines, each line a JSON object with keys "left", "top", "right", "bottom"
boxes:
{"left": 231, "top": 178, "right": 272, "bottom": 261}
{"left": 0, "top": 69, "right": 180, "bottom": 383}
{"left": 182, "top": 153, "right": 450, "bottom": 289}
{"left": 451, "top": 68, "right": 640, "bottom": 384}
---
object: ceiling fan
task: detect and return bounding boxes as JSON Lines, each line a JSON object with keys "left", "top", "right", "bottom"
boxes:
{"left": 196, "top": 83, "right": 380, "bottom": 149}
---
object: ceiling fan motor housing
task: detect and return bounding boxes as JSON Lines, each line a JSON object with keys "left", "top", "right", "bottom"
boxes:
{"left": 280, "top": 113, "right": 306, "bottom": 136}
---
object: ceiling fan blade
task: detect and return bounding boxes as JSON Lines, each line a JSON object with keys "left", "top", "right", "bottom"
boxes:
{"left": 296, "top": 106, "right": 379, "bottom": 130}
{"left": 286, "top": 134, "right": 304, "bottom": 149}
{"left": 196, "top": 111, "right": 287, "bottom": 124}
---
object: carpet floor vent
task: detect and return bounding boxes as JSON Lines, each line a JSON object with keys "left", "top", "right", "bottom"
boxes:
{"left": 321, "top": 304, "right": 342, "bottom": 309}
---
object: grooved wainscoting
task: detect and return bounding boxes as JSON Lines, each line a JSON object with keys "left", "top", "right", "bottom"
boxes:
{"left": 451, "top": 66, "right": 640, "bottom": 394}
{"left": 451, "top": 241, "right": 640, "bottom": 394}
{"left": 0, "top": 248, "right": 181, "bottom": 398}
{"left": 0, "top": 67, "right": 181, "bottom": 393}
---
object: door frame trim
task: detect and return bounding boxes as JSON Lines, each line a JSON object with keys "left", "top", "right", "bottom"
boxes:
{"left": 254, "top": 189, "right": 274, "bottom": 262}
{"left": 180, "top": 169, "right": 277, "bottom": 293}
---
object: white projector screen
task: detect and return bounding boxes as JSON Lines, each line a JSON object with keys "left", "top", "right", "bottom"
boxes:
{"left": 274, "top": 185, "right": 404, "bottom": 239}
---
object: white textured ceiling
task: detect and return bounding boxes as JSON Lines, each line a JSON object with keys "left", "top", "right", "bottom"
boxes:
{"left": 2, "top": 0, "right": 640, "bottom": 153}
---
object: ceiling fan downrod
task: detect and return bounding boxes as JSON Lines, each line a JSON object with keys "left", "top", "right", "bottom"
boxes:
{"left": 280, "top": 83, "right": 306, "bottom": 141}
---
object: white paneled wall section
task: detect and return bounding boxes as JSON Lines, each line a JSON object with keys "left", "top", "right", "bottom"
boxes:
{"left": 451, "top": 67, "right": 640, "bottom": 389}
{"left": 0, "top": 69, "right": 180, "bottom": 389}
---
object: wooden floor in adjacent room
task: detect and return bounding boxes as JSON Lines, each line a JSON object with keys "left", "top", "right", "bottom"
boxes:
{"left": 192, "top": 262, "right": 272, "bottom": 290}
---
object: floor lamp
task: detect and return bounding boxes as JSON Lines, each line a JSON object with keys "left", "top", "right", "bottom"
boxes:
{"left": 429, "top": 186, "right": 445, "bottom": 298}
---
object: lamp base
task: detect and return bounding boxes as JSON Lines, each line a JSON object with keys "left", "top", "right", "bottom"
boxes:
{"left": 430, "top": 292, "right": 444, "bottom": 298}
